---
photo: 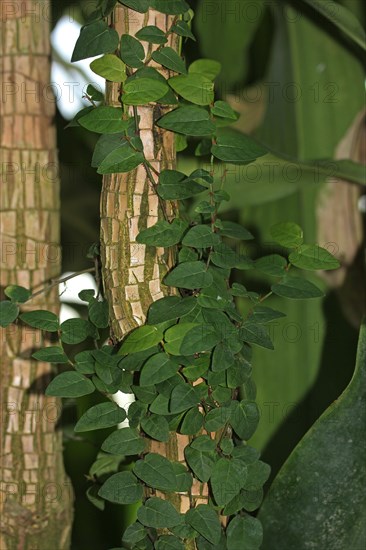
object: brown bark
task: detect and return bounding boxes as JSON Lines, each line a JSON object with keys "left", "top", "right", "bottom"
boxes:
{"left": 0, "top": 2, "right": 73, "bottom": 548}
{"left": 100, "top": 5, "right": 208, "bottom": 536}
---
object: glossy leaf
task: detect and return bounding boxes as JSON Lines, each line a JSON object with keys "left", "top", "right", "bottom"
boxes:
{"left": 134, "top": 453, "right": 177, "bottom": 491}
{"left": 123, "top": 77, "right": 169, "bottom": 105}
{"left": 271, "top": 276, "right": 324, "bottom": 299}
{"left": 72, "top": 21, "right": 119, "bottom": 62}
{"left": 211, "top": 134, "right": 267, "bottom": 165}
{"left": 101, "top": 427, "right": 146, "bottom": 455}
{"left": 19, "top": 310, "right": 59, "bottom": 332}
{"left": 135, "top": 25, "right": 167, "bottom": 44}
{"left": 90, "top": 54, "right": 126, "bottom": 82}
{"left": 140, "top": 353, "right": 179, "bottom": 385}
{"left": 186, "top": 505, "right": 221, "bottom": 545}
{"left": 157, "top": 106, "right": 215, "bottom": 136}
{"left": 74, "top": 402, "right": 126, "bottom": 432}
{"left": 136, "top": 219, "right": 188, "bottom": 247}
{"left": 152, "top": 47, "right": 187, "bottom": 74}
{"left": 99, "top": 471, "right": 143, "bottom": 504}
{"left": 289, "top": 244, "right": 340, "bottom": 271}
{"left": 171, "top": 20, "right": 195, "bottom": 40}
{"left": 168, "top": 74, "right": 214, "bottom": 105}
{"left": 45, "top": 372, "right": 95, "bottom": 398}
{"left": 32, "top": 346, "right": 69, "bottom": 364}
{"left": 4, "top": 285, "right": 31, "bottom": 303}
{"left": 78, "top": 106, "right": 130, "bottom": 134}
{"left": 188, "top": 58, "right": 221, "bottom": 81}
{"left": 211, "top": 100, "right": 237, "bottom": 120}
{"left": 164, "top": 261, "right": 213, "bottom": 289}
{"left": 0, "top": 301, "right": 19, "bottom": 327}
{"left": 92, "top": 134, "right": 144, "bottom": 174}
{"left": 147, "top": 296, "right": 197, "bottom": 324}
{"left": 119, "top": 325, "right": 164, "bottom": 354}
{"left": 137, "top": 497, "right": 181, "bottom": 528}
{"left": 120, "top": 34, "right": 145, "bottom": 68}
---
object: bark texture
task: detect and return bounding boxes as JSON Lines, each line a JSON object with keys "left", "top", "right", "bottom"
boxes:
{"left": 100, "top": 5, "right": 208, "bottom": 532}
{"left": 0, "top": 2, "right": 73, "bottom": 548}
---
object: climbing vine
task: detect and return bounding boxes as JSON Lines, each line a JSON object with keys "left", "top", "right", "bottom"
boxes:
{"left": 0, "top": 1, "right": 341, "bottom": 548}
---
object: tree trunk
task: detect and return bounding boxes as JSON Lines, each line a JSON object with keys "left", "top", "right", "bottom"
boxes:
{"left": 100, "top": 4, "right": 208, "bottom": 529}
{"left": 0, "top": 2, "right": 73, "bottom": 548}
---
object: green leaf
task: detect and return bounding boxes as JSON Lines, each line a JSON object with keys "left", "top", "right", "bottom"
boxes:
{"left": 71, "top": 21, "right": 119, "bottom": 62}
{"left": 122, "top": 521, "right": 147, "bottom": 547}
{"left": 123, "top": 77, "right": 169, "bottom": 105}
{"left": 119, "top": 325, "right": 163, "bottom": 354}
{"left": 4, "top": 285, "right": 31, "bottom": 303}
{"left": 137, "top": 497, "right": 181, "bottom": 528}
{"left": 45, "top": 372, "right": 95, "bottom": 398}
{"left": 240, "top": 323, "right": 274, "bottom": 350}
{"left": 171, "top": 20, "right": 195, "bottom": 41}
{"left": 182, "top": 225, "right": 220, "bottom": 248}
{"left": 136, "top": 219, "right": 188, "bottom": 247}
{"left": 152, "top": 47, "right": 187, "bottom": 74}
{"left": 210, "top": 243, "right": 242, "bottom": 269}
{"left": 60, "top": 318, "right": 96, "bottom": 344}
{"left": 243, "top": 460, "right": 271, "bottom": 491}
{"left": 218, "top": 221, "right": 253, "bottom": 241}
{"left": 185, "top": 505, "right": 221, "bottom": 545}
{"left": 180, "top": 325, "right": 221, "bottom": 355}
{"left": 230, "top": 400, "right": 259, "bottom": 440}
{"left": 101, "top": 427, "right": 146, "bottom": 455}
{"left": 86, "top": 485, "right": 105, "bottom": 511}
{"left": 119, "top": 0, "right": 149, "bottom": 12}
{"left": 0, "top": 301, "right": 19, "bottom": 327}
{"left": 247, "top": 306, "right": 286, "bottom": 325}
{"left": 168, "top": 74, "right": 214, "bottom": 106}
{"left": 211, "top": 100, "right": 237, "bottom": 120}
{"left": 120, "top": 34, "right": 145, "bottom": 68}
{"left": 299, "top": 0, "right": 366, "bottom": 50}
{"left": 99, "top": 471, "right": 143, "bottom": 504}
{"left": 74, "top": 402, "right": 126, "bottom": 432}
{"left": 255, "top": 254, "right": 287, "bottom": 277}
{"left": 164, "top": 323, "right": 202, "bottom": 355}
{"left": 78, "top": 289, "right": 95, "bottom": 302}
{"left": 188, "top": 58, "right": 221, "bottom": 81}
{"left": 19, "top": 310, "right": 59, "bottom": 332}
{"left": 180, "top": 407, "right": 204, "bottom": 435}
{"left": 88, "top": 298, "right": 110, "bottom": 328}
{"left": 74, "top": 350, "right": 95, "bottom": 374}
{"left": 157, "top": 169, "right": 206, "bottom": 199}
{"left": 289, "top": 244, "right": 340, "bottom": 271}
{"left": 147, "top": 296, "right": 197, "bottom": 324}
{"left": 157, "top": 106, "right": 215, "bottom": 136}
{"left": 226, "top": 515, "right": 263, "bottom": 550}
{"left": 32, "top": 346, "right": 69, "bottom": 363}
{"left": 271, "top": 275, "right": 324, "bottom": 299}
{"left": 270, "top": 222, "right": 303, "bottom": 248}
{"left": 211, "top": 458, "right": 243, "bottom": 506}
{"left": 149, "top": 0, "right": 189, "bottom": 15}
{"left": 155, "top": 535, "right": 184, "bottom": 550}
{"left": 92, "top": 134, "right": 144, "bottom": 174}
{"left": 135, "top": 25, "right": 168, "bottom": 44}
{"left": 170, "top": 384, "right": 201, "bottom": 413}
{"left": 78, "top": 106, "right": 130, "bottom": 134}
{"left": 211, "top": 134, "right": 267, "bottom": 165}
{"left": 134, "top": 453, "right": 177, "bottom": 491}
{"left": 204, "top": 405, "right": 231, "bottom": 432}
{"left": 212, "top": 342, "right": 235, "bottom": 372}
{"left": 141, "top": 414, "right": 169, "bottom": 442}
{"left": 184, "top": 445, "right": 215, "bottom": 482}
{"left": 259, "top": 321, "right": 366, "bottom": 548}
{"left": 164, "top": 261, "right": 213, "bottom": 289}
{"left": 90, "top": 54, "right": 126, "bottom": 82}
{"left": 140, "top": 353, "right": 179, "bottom": 385}
{"left": 86, "top": 84, "right": 104, "bottom": 102}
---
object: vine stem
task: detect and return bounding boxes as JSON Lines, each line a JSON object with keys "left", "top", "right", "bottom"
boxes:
{"left": 29, "top": 267, "right": 96, "bottom": 301}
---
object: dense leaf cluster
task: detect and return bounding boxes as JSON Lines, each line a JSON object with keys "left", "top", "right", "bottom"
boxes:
{"left": 0, "top": 1, "right": 341, "bottom": 549}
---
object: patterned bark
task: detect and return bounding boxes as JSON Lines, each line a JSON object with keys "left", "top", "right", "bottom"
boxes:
{"left": 0, "top": 2, "right": 73, "bottom": 548}
{"left": 100, "top": 5, "right": 208, "bottom": 536}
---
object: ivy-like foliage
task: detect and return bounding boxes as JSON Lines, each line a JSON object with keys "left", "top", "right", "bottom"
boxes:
{"left": 0, "top": 1, "right": 341, "bottom": 549}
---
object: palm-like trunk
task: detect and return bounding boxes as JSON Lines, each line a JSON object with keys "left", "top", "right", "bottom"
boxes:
{"left": 100, "top": 4, "right": 208, "bottom": 534}
{"left": 0, "top": 2, "right": 73, "bottom": 548}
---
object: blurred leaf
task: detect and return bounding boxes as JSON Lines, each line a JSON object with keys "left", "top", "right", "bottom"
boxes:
{"left": 259, "top": 320, "right": 366, "bottom": 548}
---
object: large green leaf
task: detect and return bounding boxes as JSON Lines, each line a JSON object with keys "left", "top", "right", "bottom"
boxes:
{"left": 299, "top": 0, "right": 366, "bottom": 50}
{"left": 185, "top": 505, "right": 221, "bottom": 545}
{"left": 157, "top": 106, "right": 215, "bottom": 136}
{"left": 134, "top": 453, "right": 177, "bottom": 492}
{"left": 99, "top": 471, "right": 143, "bottom": 504}
{"left": 259, "top": 320, "right": 366, "bottom": 548}
{"left": 72, "top": 21, "right": 119, "bottom": 62}
{"left": 78, "top": 107, "right": 130, "bottom": 134}
{"left": 164, "top": 261, "right": 213, "bottom": 290}
{"left": 168, "top": 74, "right": 214, "bottom": 106}
{"left": 137, "top": 497, "right": 181, "bottom": 528}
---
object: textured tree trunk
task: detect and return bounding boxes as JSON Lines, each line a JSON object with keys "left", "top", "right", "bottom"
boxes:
{"left": 100, "top": 5, "right": 208, "bottom": 535}
{"left": 0, "top": 2, "right": 73, "bottom": 548}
